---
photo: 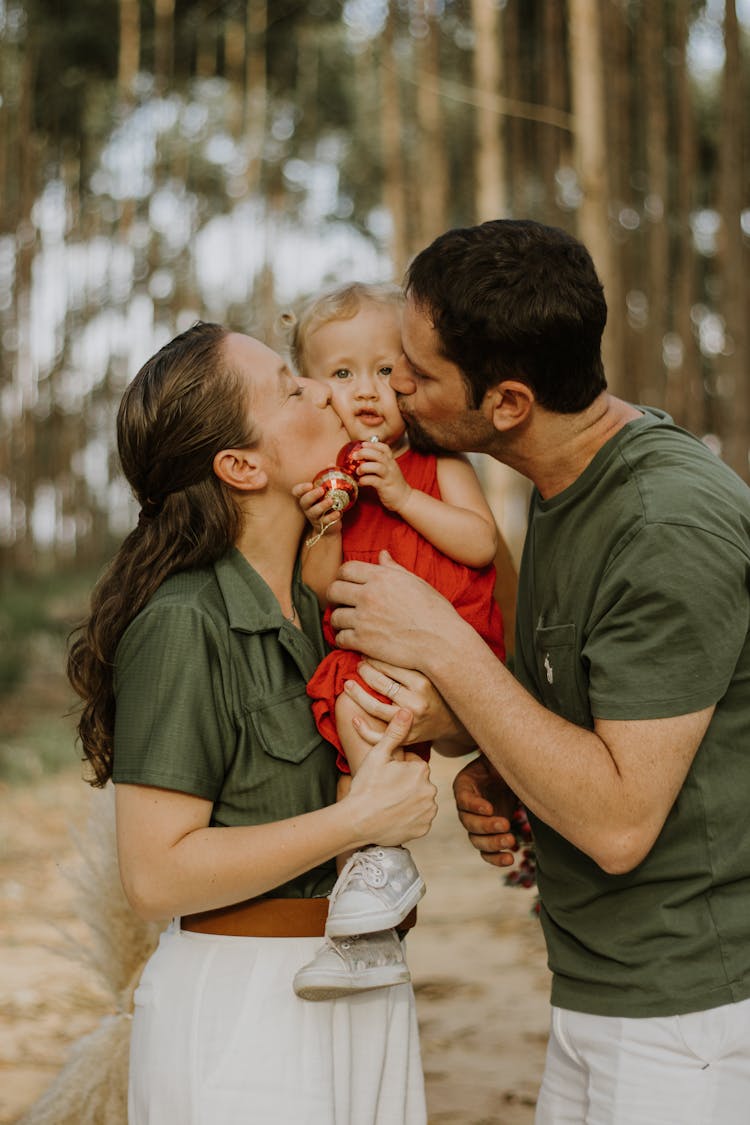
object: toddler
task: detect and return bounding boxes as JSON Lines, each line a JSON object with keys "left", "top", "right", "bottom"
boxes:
{"left": 287, "top": 282, "right": 506, "bottom": 999}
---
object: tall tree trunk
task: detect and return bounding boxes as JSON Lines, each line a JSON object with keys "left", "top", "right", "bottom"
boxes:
{"left": 414, "top": 2, "right": 448, "bottom": 246}
{"left": 665, "top": 0, "right": 703, "bottom": 437}
{"left": 245, "top": 0, "right": 267, "bottom": 195}
{"left": 568, "top": 0, "right": 622, "bottom": 395}
{"left": 154, "top": 0, "right": 175, "bottom": 93}
{"left": 196, "top": 3, "right": 218, "bottom": 79}
{"left": 472, "top": 0, "right": 506, "bottom": 221}
{"left": 10, "top": 32, "right": 40, "bottom": 572}
{"left": 502, "top": 0, "right": 521, "bottom": 216}
{"left": 640, "top": 3, "right": 670, "bottom": 406}
{"left": 717, "top": 0, "right": 748, "bottom": 479}
{"left": 118, "top": 0, "right": 140, "bottom": 102}
{"left": 381, "top": 10, "right": 408, "bottom": 275}
{"left": 601, "top": 0, "right": 639, "bottom": 404}
{"left": 541, "top": 0, "right": 569, "bottom": 224}
{"left": 223, "top": 11, "right": 247, "bottom": 138}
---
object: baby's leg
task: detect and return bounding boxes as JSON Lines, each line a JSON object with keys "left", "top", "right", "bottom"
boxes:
{"left": 334, "top": 774, "right": 353, "bottom": 873}
{"left": 293, "top": 693, "right": 424, "bottom": 1001}
{"left": 334, "top": 690, "right": 402, "bottom": 776}
{"left": 325, "top": 688, "right": 424, "bottom": 926}
{"left": 333, "top": 693, "right": 384, "bottom": 872}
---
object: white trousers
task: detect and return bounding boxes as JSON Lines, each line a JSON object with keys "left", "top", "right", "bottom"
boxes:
{"left": 535, "top": 998, "right": 750, "bottom": 1125}
{"left": 129, "top": 921, "right": 426, "bottom": 1125}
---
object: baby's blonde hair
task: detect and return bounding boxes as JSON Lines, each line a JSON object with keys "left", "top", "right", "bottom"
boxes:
{"left": 281, "top": 281, "right": 403, "bottom": 377}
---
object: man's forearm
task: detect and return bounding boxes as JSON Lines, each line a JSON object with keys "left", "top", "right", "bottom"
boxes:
{"left": 423, "top": 622, "right": 642, "bottom": 870}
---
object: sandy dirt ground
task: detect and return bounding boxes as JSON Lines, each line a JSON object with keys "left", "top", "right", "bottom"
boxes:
{"left": 0, "top": 752, "right": 550, "bottom": 1125}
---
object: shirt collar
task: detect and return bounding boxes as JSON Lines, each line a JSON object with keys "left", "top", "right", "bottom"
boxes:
{"left": 213, "top": 547, "right": 317, "bottom": 636}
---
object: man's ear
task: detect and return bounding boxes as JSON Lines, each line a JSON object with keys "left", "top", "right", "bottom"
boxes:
{"left": 484, "top": 380, "right": 534, "bottom": 432}
{"left": 213, "top": 448, "right": 268, "bottom": 492}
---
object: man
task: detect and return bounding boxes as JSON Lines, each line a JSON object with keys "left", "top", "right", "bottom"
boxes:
{"left": 328, "top": 220, "right": 750, "bottom": 1123}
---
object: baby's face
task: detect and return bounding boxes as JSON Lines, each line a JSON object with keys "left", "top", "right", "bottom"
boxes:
{"left": 303, "top": 303, "right": 406, "bottom": 446}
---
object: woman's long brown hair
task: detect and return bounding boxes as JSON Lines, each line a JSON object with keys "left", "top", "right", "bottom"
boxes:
{"left": 67, "top": 322, "right": 257, "bottom": 787}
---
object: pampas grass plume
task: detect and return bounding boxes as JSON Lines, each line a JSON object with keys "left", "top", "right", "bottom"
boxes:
{"left": 19, "top": 786, "right": 163, "bottom": 1124}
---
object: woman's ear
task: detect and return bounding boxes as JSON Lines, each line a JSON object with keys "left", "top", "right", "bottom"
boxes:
{"left": 484, "top": 380, "right": 534, "bottom": 432}
{"left": 213, "top": 448, "right": 268, "bottom": 492}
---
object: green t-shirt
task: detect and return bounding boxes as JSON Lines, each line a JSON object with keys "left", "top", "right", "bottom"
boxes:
{"left": 515, "top": 408, "right": 750, "bottom": 1017}
{"left": 112, "top": 548, "right": 338, "bottom": 899}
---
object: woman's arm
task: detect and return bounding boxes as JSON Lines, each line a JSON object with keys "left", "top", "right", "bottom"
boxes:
{"left": 293, "top": 480, "right": 344, "bottom": 607}
{"left": 116, "top": 710, "right": 437, "bottom": 921}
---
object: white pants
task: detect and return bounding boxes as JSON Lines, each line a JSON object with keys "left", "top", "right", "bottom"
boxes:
{"left": 129, "top": 921, "right": 426, "bottom": 1125}
{"left": 535, "top": 998, "right": 750, "bottom": 1124}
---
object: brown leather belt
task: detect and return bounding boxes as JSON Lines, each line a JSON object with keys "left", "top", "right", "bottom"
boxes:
{"left": 181, "top": 897, "right": 417, "bottom": 938}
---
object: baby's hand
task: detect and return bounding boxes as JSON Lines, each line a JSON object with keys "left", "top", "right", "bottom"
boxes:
{"left": 352, "top": 442, "right": 411, "bottom": 513}
{"left": 292, "top": 482, "right": 342, "bottom": 535}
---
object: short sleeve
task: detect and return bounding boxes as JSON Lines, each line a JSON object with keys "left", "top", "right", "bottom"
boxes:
{"left": 585, "top": 523, "right": 749, "bottom": 720}
{"left": 112, "top": 603, "right": 235, "bottom": 798}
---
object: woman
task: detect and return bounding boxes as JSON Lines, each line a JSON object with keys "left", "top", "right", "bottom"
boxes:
{"left": 67, "top": 322, "right": 437, "bottom": 1124}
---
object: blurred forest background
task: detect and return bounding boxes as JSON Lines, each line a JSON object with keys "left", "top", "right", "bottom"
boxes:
{"left": 0, "top": 0, "right": 748, "bottom": 778}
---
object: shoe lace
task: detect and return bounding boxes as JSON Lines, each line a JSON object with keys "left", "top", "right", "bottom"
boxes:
{"left": 328, "top": 849, "right": 387, "bottom": 910}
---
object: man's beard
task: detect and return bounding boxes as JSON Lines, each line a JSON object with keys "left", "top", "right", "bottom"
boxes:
{"left": 399, "top": 410, "right": 450, "bottom": 456}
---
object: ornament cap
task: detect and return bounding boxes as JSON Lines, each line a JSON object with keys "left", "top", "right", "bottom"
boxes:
{"left": 312, "top": 465, "right": 359, "bottom": 513}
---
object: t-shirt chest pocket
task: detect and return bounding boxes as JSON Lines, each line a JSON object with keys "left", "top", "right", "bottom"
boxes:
{"left": 534, "top": 623, "right": 591, "bottom": 728}
{"left": 244, "top": 685, "right": 322, "bottom": 764}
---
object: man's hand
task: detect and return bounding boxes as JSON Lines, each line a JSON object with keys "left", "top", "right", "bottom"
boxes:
{"left": 329, "top": 551, "right": 467, "bottom": 670}
{"left": 453, "top": 754, "right": 518, "bottom": 867}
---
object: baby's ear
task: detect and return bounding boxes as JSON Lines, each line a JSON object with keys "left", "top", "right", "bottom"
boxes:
{"left": 213, "top": 448, "right": 268, "bottom": 492}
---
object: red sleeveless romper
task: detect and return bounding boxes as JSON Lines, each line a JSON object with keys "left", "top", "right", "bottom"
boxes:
{"left": 306, "top": 448, "right": 505, "bottom": 771}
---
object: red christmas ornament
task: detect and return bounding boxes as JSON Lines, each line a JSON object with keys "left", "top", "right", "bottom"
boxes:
{"left": 312, "top": 462, "right": 358, "bottom": 513}
{"left": 336, "top": 439, "right": 370, "bottom": 476}
{"left": 312, "top": 438, "right": 379, "bottom": 514}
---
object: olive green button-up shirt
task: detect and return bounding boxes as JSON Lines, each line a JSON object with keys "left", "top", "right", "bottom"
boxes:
{"left": 112, "top": 548, "right": 338, "bottom": 899}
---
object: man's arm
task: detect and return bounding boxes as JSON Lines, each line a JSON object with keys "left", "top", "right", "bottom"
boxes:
{"left": 328, "top": 554, "right": 714, "bottom": 875}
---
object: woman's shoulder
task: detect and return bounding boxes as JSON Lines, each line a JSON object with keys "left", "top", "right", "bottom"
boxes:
{"left": 149, "top": 564, "right": 219, "bottom": 609}
{"left": 117, "top": 565, "right": 228, "bottom": 666}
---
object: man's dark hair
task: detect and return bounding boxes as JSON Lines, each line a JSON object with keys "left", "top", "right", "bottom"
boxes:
{"left": 404, "top": 219, "right": 608, "bottom": 412}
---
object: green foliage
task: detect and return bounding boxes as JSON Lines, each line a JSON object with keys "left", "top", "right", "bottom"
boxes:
{"left": 0, "top": 568, "right": 93, "bottom": 697}
{"left": 0, "top": 714, "right": 78, "bottom": 784}
{"left": 0, "top": 582, "right": 53, "bottom": 696}
{"left": 30, "top": 0, "right": 119, "bottom": 142}
{"left": 0, "top": 568, "right": 96, "bottom": 783}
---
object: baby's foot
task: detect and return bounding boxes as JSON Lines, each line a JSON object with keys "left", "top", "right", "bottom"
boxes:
{"left": 325, "top": 845, "right": 425, "bottom": 937}
{"left": 293, "top": 928, "right": 410, "bottom": 1001}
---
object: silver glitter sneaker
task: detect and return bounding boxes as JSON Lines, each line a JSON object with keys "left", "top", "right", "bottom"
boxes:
{"left": 324, "top": 845, "right": 425, "bottom": 938}
{"left": 293, "top": 929, "right": 410, "bottom": 1001}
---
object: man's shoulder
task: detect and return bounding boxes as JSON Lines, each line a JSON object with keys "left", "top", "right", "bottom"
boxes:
{"left": 617, "top": 413, "right": 750, "bottom": 540}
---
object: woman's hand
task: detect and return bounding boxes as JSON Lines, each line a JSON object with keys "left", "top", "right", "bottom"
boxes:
{"left": 453, "top": 754, "right": 518, "bottom": 868}
{"left": 292, "top": 481, "right": 342, "bottom": 537}
{"left": 342, "top": 659, "right": 467, "bottom": 745}
{"left": 345, "top": 708, "right": 438, "bottom": 846}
